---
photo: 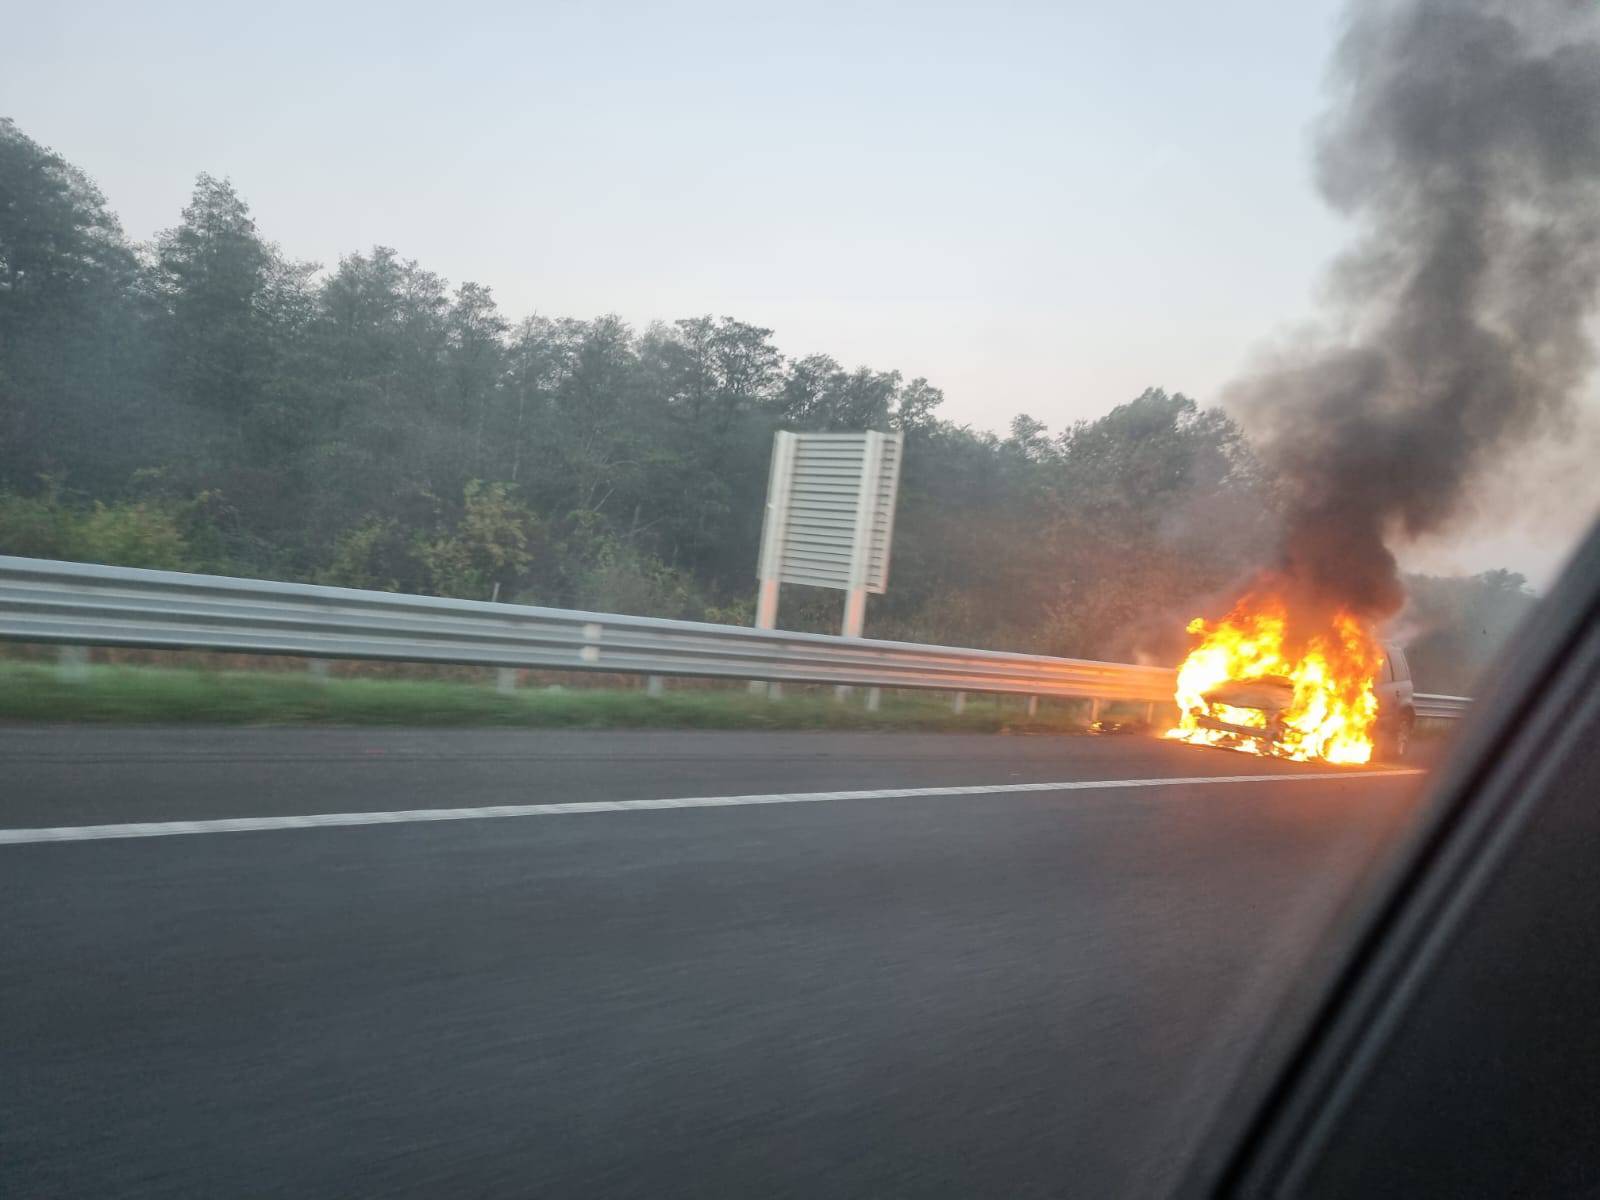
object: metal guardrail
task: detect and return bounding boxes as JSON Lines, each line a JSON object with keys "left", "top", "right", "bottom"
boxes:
{"left": 0, "top": 557, "right": 1176, "bottom": 703}
{"left": 0, "top": 557, "right": 1472, "bottom": 718}
{"left": 1414, "top": 693, "right": 1472, "bottom": 719}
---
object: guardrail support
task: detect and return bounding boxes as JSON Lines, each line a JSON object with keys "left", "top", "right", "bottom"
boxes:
{"left": 646, "top": 675, "right": 665, "bottom": 698}
{"left": 1027, "top": 695, "right": 1039, "bottom": 718}
{"left": 866, "top": 687, "right": 882, "bottom": 712}
{"left": 953, "top": 691, "right": 966, "bottom": 715}
{"left": 496, "top": 667, "right": 517, "bottom": 695}
{"left": 767, "top": 682, "right": 784, "bottom": 702}
{"left": 1088, "top": 698, "right": 1101, "bottom": 725}
{"left": 307, "top": 659, "right": 331, "bottom": 683}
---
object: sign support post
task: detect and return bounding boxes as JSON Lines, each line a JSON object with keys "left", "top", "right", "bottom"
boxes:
{"left": 839, "top": 429, "right": 886, "bottom": 640}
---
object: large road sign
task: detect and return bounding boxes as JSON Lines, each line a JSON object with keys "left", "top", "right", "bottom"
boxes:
{"left": 755, "top": 430, "right": 903, "bottom": 636}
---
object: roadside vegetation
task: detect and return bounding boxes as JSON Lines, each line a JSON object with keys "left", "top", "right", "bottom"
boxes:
{"left": 0, "top": 660, "right": 1141, "bottom": 734}
{"left": 0, "top": 118, "right": 1528, "bottom": 694}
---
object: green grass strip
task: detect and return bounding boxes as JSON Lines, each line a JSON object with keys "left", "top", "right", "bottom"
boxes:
{"left": 0, "top": 662, "right": 1126, "bottom": 734}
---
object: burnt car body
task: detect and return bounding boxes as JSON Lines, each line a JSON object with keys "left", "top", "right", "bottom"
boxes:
{"left": 1193, "top": 643, "right": 1417, "bottom": 761}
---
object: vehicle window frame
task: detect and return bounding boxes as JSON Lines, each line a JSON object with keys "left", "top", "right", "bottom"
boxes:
{"left": 1177, "top": 523, "right": 1600, "bottom": 1196}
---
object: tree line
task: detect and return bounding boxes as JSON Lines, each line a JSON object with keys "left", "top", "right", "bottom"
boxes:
{"left": 0, "top": 117, "right": 1529, "bottom": 683}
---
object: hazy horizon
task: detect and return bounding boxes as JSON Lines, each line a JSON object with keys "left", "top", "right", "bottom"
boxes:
{"left": 5, "top": 2, "right": 1356, "bottom": 426}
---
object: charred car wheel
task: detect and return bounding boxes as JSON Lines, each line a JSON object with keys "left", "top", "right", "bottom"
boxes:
{"left": 1376, "top": 711, "right": 1414, "bottom": 762}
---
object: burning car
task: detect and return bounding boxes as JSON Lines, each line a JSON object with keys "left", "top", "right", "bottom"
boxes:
{"left": 1181, "top": 643, "right": 1416, "bottom": 763}
{"left": 1165, "top": 592, "right": 1411, "bottom": 765}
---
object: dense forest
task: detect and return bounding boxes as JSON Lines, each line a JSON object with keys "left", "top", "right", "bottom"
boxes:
{"left": 0, "top": 118, "right": 1530, "bottom": 689}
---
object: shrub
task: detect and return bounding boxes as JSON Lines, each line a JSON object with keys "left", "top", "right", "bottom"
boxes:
{"left": 0, "top": 488, "right": 193, "bottom": 570}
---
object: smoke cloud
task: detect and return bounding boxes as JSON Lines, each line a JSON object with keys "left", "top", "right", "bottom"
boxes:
{"left": 1227, "top": 0, "right": 1600, "bottom": 625}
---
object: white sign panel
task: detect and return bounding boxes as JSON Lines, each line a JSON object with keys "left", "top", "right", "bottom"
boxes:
{"left": 757, "top": 430, "right": 903, "bottom": 596}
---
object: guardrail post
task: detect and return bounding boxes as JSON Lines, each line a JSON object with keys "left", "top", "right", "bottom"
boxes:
{"left": 496, "top": 667, "right": 518, "bottom": 695}
{"left": 952, "top": 691, "right": 966, "bottom": 715}
{"left": 833, "top": 684, "right": 853, "bottom": 703}
{"left": 646, "top": 675, "right": 665, "bottom": 698}
{"left": 866, "top": 687, "right": 881, "bottom": 712}
{"left": 57, "top": 645, "right": 90, "bottom": 683}
{"left": 1144, "top": 701, "right": 1155, "bottom": 726}
{"left": 1088, "top": 698, "right": 1101, "bottom": 725}
{"left": 307, "top": 659, "right": 331, "bottom": 683}
{"left": 1026, "top": 695, "right": 1039, "bottom": 718}
{"left": 767, "top": 682, "right": 783, "bottom": 702}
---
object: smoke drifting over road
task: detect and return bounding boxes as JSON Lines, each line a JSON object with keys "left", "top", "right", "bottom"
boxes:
{"left": 1230, "top": 0, "right": 1600, "bottom": 623}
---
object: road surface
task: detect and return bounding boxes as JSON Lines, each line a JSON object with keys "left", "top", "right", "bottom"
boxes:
{"left": 1, "top": 727, "right": 1427, "bottom": 1197}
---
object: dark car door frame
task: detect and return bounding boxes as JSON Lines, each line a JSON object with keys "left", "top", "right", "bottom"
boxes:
{"left": 1179, "top": 521, "right": 1600, "bottom": 1196}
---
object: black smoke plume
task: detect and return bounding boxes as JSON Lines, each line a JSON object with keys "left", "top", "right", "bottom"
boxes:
{"left": 1230, "top": 0, "right": 1600, "bottom": 626}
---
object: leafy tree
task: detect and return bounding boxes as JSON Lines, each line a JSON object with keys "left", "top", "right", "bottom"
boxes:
{"left": 571, "top": 536, "right": 705, "bottom": 620}
{"left": 74, "top": 501, "right": 192, "bottom": 570}
{"left": 892, "top": 377, "right": 945, "bottom": 433}
{"left": 1, "top": 116, "right": 1532, "bottom": 673}
{"left": 0, "top": 488, "right": 76, "bottom": 558}
{"left": 447, "top": 281, "right": 509, "bottom": 479}
{"left": 154, "top": 175, "right": 270, "bottom": 436}
{"left": 317, "top": 517, "right": 411, "bottom": 592}
{"left": 412, "top": 481, "right": 538, "bottom": 600}
{"left": 0, "top": 119, "right": 145, "bottom": 490}
{"left": 777, "top": 355, "right": 900, "bottom": 430}
{"left": 634, "top": 316, "right": 783, "bottom": 588}
{"left": 499, "top": 316, "right": 566, "bottom": 486}
{"left": 0, "top": 486, "right": 194, "bottom": 570}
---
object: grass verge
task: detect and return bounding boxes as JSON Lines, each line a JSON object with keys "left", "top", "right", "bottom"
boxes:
{"left": 0, "top": 661, "right": 1122, "bottom": 734}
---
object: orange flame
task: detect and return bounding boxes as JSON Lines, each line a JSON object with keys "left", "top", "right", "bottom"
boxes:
{"left": 1165, "top": 592, "right": 1381, "bottom": 764}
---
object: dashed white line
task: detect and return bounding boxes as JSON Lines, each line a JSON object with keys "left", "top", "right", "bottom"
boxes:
{"left": 0, "top": 769, "right": 1422, "bottom": 845}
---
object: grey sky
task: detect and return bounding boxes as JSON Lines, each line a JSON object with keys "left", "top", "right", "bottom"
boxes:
{"left": 7, "top": 0, "right": 1596, "bottom": 581}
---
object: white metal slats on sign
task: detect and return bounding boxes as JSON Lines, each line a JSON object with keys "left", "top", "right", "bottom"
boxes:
{"left": 783, "top": 435, "right": 862, "bottom": 588}
{"left": 864, "top": 433, "right": 900, "bottom": 593}
{"left": 759, "top": 431, "right": 903, "bottom": 594}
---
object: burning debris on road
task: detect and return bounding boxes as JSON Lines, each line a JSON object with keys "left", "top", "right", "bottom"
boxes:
{"left": 1168, "top": 0, "right": 1600, "bottom": 763}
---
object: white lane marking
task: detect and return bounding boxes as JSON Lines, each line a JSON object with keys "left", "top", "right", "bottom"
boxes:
{"left": 0, "top": 769, "right": 1422, "bottom": 846}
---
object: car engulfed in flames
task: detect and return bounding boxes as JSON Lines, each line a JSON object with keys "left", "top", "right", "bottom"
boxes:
{"left": 1165, "top": 591, "right": 1382, "bottom": 765}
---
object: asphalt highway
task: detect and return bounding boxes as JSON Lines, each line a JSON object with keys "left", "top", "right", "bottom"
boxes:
{"left": 1, "top": 727, "right": 1429, "bottom": 1197}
